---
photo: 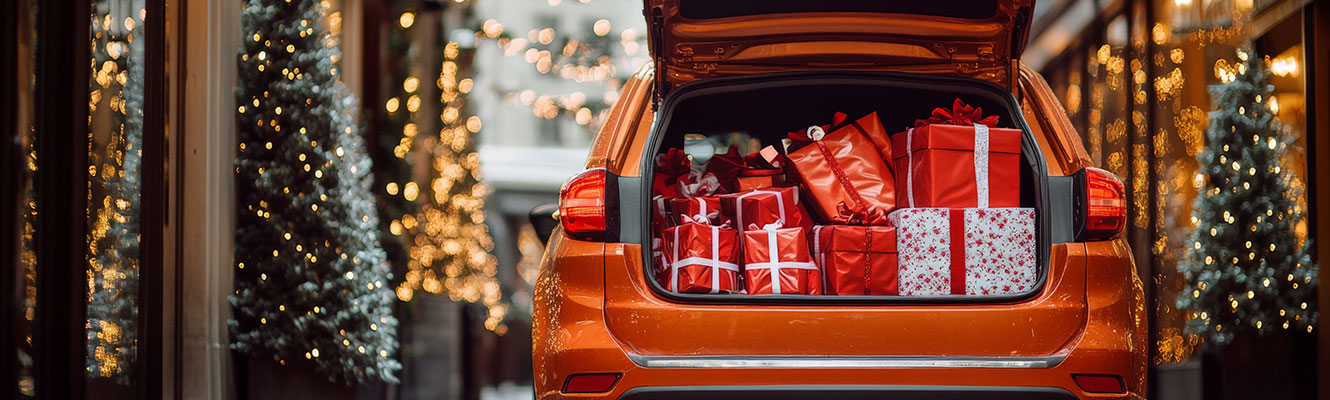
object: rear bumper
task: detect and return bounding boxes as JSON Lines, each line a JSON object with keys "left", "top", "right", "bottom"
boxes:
{"left": 537, "top": 338, "right": 1143, "bottom": 399}
{"left": 617, "top": 385, "right": 1078, "bottom": 400}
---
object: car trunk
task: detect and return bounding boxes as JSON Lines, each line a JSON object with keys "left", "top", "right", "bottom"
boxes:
{"left": 601, "top": 72, "right": 1086, "bottom": 359}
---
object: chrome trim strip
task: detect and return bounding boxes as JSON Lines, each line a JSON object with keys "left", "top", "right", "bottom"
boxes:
{"left": 626, "top": 353, "right": 1067, "bottom": 369}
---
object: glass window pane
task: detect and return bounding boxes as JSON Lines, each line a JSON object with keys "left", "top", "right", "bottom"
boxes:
{"left": 12, "top": 0, "right": 39, "bottom": 397}
{"left": 84, "top": 0, "right": 144, "bottom": 392}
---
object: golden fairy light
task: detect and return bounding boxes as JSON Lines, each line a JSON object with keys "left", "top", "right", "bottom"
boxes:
{"left": 397, "top": 40, "right": 507, "bottom": 332}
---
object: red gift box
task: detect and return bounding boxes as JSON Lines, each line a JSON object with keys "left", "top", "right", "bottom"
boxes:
{"left": 892, "top": 99, "right": 1022, "bottom": 209}
{"left": 787, "top": 114, "right": 898, "bottom": 224}
{"left": 662, "top": 221, "right": 742, "bottom": 293}
{"left": 668, "top": 196, "right": 725, "bottom": 226}
{"left": 651, "top": 194, "right": 673, "bottom": 232}
{"left": 651, "top": 237, "right": 670, "bottom": 287}
{"left": 743, "top": 223, "right": 820, "bottom": 295}
{"left": 668, "top": 171, "right": 726, "bottom": 226}
{"left": 887, "top": 207, "right": 1036, "bottom": 296}
{"left": 843, "top": 112, "right": 894, "bottom": 167}
{"left": 735, "top": 168, "right": 784, "bottom": 192}
{"left": 811, "top": 224, "right": 898, "bottom": 295}
{"left": 720, "top": 186, "right": 814, "bottom": 233}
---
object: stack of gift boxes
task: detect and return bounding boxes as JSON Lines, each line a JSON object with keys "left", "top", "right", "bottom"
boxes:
{"left": 652, "top": 99, "right": 1037, "bottom": 296}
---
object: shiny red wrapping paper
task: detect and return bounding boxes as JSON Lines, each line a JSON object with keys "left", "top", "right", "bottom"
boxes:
{"left": 719, "top": 186, "right": 814, "bottom": 233}
{"left": 735, "top": 168, "right": 784, "bottom": 192}
{"left": 846, "top": 112, "right": 894, "bottom": 167}
{"left": 667, "top": 196, "right": 726, "bottom": 226}
{"left": 811, "top": 225, "right": 898, "bottom": 295}
{"left": 892, "top": 118, "right": 1022, "bottom": 209}
{"left": 742, "top": 224, "right": 821, "bottom": 295}
{"left": 661, "top": 222, "right": 742, "bottom": 294}
{"left": 787, "top": 115, "right": 898, "bottom": 223}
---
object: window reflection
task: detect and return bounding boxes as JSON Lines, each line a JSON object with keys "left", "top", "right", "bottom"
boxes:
{"left": 14, "top": 0, "right": 39, "bottom": 397}
{"left": 85, "top": 0, "right": 145, "bottom": 387}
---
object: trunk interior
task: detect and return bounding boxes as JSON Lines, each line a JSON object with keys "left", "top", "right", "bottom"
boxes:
{"left": 642, "top": 72, "right": 1049, "bottom": 303}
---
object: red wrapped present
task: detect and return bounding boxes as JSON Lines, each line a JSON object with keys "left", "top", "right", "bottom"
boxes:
{"left": 720, "top": 186, "right": 814, "bottom": 233}
{"left": 787, "top": 114, "right": 897, "bottom": 224}
{"left": 704, "top": 145, "right": 746, "bottom": 193}
{"left": 743, "top": 223, "right": 820, "bottom": 295}
{"left": 892, "top": 98, "right": 1022, "bottom": 209}
{"left": 651, "top": 237, "right": 670, "bottom": 287}
{"left": 668, "top": 171, "right": 726, "bottom": 226}
{"left": 841, "top": 112, "right": 894, "bottom": 167}
{"left": 736, "top": 168, "right": 784, "bottom": 192}
{"left": 887, "top": 207, "right": 1036, "bottom": 296}
{"left": 811, "top": 208, "right": 898, "bottom": 295}
{"left": 651, "top": 194, "right": 673, "bottom": 232}
{"left": 662, "top": 218, "right": 742, "bottom": 293}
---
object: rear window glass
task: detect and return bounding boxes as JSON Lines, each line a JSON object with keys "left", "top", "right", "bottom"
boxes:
{"left": 679, "top": 0, "right": 999, "bottom": 20}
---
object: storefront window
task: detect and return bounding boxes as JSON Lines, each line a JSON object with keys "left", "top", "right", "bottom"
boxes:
{"left": 1038, "top": 0, "right": 1315, "bottom": 395}
{"left": 12, "top": 0, "right": 40, "bottom": 397}
{"left": 84, "top": 0, "right": 145, "bottom": 392}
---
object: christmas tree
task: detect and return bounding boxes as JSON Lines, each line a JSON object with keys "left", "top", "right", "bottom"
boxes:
{"left": 231, "top": 0, "right": 401, "bottom": 383}
{"left": 85, "top": 8, "right": 144, "bottom": 382}
{"left": 1176, "top": 47, "right": 1318, "bottom": 347}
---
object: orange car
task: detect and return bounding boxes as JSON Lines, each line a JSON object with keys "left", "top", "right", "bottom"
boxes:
{"left": 531, "top": 1, "right": 1146, "bottom": 398}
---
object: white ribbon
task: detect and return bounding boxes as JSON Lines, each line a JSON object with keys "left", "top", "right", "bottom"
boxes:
{"left": 669, "top": 225, "right": 737, "bottom": 293}
{"left": 735, "top": 189, "right": 791, "bottom": 231}
{"left": 903, "top": 123, "right": 992, "bottom": 209}
{"left": 744, "top": 222, "right": 816, "bottom": 294}
{"left": 677, "top": 170, "right": 721, "bottom": 198}
{"left": 906, "top": 127, "right": 915, "bottom": 208}
{"left": 973, "top": 123, "right": 990, "bottom": 209}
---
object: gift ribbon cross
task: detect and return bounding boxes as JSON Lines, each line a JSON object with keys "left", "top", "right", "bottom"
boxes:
{"left": 744, "top": 223, "right": 816, "bottom": 294}
{"left": 669, "top": 225, "right": 739, "bottom": 293}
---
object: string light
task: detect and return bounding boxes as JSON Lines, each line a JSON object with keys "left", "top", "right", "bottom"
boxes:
{"left": 394, "top": 39, "right": 508, "bottom": 332}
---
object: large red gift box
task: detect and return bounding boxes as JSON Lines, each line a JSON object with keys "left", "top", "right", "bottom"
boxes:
{"left": 887, "top": 207, "right": 1036, "bottom": 296}
{"left": 743, "top": 223, "right": 821, "bottom": 295}
{"left": 787, "top": 114, "right": 897, "bottom": 224}
{"left": 892, "top": 99, "right": 1022, "bottom": 209}
{"left": 720, "top": 186, "right": 814, "bottom": 233}
{"left": 812, "top": 225, "right": 898, "bottom": 295}
{"left": 662, "top": 221, "right": 742, "bottom": 293}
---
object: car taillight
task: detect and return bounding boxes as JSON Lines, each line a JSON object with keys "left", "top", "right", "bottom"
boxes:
{"left": 559, "top": 168, "right": 615, "bottom": 241}
{"left": 1074, "top": 167, "right": 1126, "bottom": 241}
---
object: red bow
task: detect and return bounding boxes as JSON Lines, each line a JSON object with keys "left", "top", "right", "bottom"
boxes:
{"left": 787, "top": 112, "right": 849, "bottom": 147}
{"left": 653, "top": 148, "right": 691, "bottom": 197}
{"left": 914, "top": 98, "right": 1000, "bottom": 128}
{"left": 836, "top": 202, "right": 890, "bottom": 226}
